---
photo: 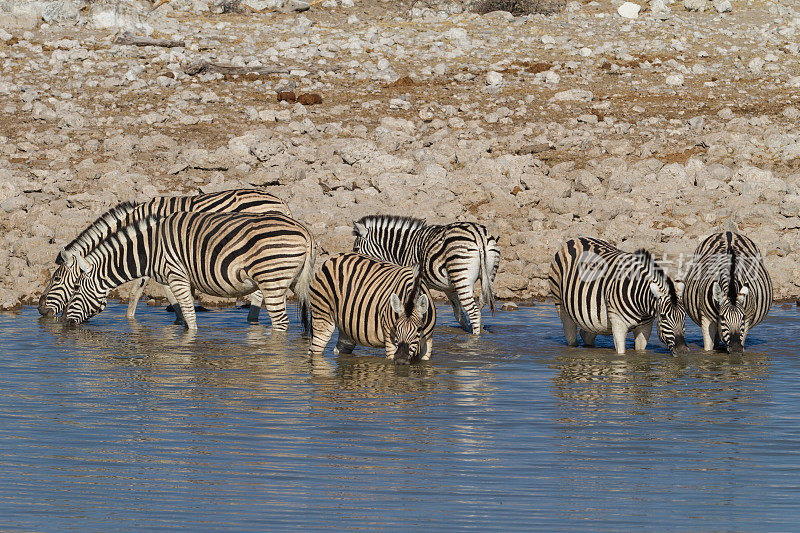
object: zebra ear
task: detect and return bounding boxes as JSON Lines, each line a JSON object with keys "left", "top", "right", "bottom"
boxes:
{"left": 649, "top": 282, "right": 665, "bottom": 299}
{"left": 737, "top": 285, "right": 749, "bottom": 305}
{"left": 389, "top": 293, "right": 404, "bottom": 315}
{"left": 712, "top": 281, "right": 725, "bottom": 306}
{"left": 76, "top": 255, "right": 92, "bottom": 274}
{"left": 59, "top": 250, "right": 74, "bottom": 266}
{"left": 414, "top": 293, "right": 429, "bottom": 318}
{"left": 353, "top": 222, "right": 368, "bottom": 238}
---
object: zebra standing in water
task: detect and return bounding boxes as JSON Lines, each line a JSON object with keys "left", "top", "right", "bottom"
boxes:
{"left": 64, "top": 212, "right": 314, "bottom": 331}
{"left": 38, "top": 189, "right": 290, "bottom": 321}
{"left": 352, "top": 215, "right": 499, "bottom": 335}
{"left": 305, "top": 253, "right": 436, "bottom": 364}
{"left": 548, "top": 237, "right": 688, "bottom": 355}
{"left": 683, "top": 232, "right": 773, "bottom": 353}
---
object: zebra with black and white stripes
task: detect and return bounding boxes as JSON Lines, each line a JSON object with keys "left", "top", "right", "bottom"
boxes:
{"left": 38, "top": 189, "right": 290, "bottom": 321}
{"left": 548, "top": 237, "right": 689, "bottom": 355}
{"left": 64, "top": 211, "right": 314, "bottom": 331}
{"left": 351, "top": 215, "right": 499, "bottom": 335}
{"left": 305, "top": 253, "right": 436, "bottom": 364}
{"left": 683, "top": 232, "right": 773, "bottom": 353}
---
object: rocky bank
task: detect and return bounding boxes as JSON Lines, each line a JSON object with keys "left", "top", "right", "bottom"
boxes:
{"left": 2, "top": 0, "right": 800, "bottom": 309}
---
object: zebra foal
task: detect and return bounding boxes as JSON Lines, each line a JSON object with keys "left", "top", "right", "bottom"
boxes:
{"left": 548, "top": 237, "right": 688, "bottom": 355}
{"left": 352, "top": 215, "right": 499, "bottom": 335}
{"left": 683, "top": 232, "right": 772, "bottom": 353}
{"left": 305, "top": 253, "right": 436, "bottom": 364}
{"left": 38, "top": 188, "right": 289, "bottom": 321}
{"left": 64, "top": 212, "right": 314, "bottom": 331}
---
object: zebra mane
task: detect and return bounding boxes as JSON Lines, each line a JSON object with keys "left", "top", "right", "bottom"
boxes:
{"left": 404, "top": 266, "right": 423, "bottom": 316}
{"left": 726, "top": 250, "right": 738, "bottom": 302}
{"left": 634, "top": 248, "right": 678, "bottom": 305}
{"left": 58, "top": 201, "right": 140, "bottom": 263}
{"left": 353, "top": 215, "right": 427, "bottom": 236}
{"left": 86, "top": 215, "right": 159, "bottom": 263}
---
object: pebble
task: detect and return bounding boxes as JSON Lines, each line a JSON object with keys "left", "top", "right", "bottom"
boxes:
{"left": 665, "top": 73, "right": 684, "bottom": 86}
{"left": 617, "top": 2, "right": 641, "bottom": 19}
{"left": 485, "top": 71, "right": 503, "bottom": 86}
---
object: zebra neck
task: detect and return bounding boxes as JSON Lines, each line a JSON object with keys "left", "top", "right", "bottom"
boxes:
{"left": 93, "top": 226, "right": 157, "bottom": 288}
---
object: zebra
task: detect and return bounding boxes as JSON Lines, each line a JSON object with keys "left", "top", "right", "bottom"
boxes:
{"left": 683, "top": 232, "right": 773, "bottom": 353}
{"left": 351, "top": 215, "right": 499, "bottom": 335}
{"left": 38, "top": 189, "right": 290, "bottom": 321}
{"left": 548, "top": 237, "right": 689, "bottom": 355}
{"left": 64, "top": 211, "right": 315, "bottom": 331}
{"left": 305, "top": 253, "right": 436, "bottom": 364}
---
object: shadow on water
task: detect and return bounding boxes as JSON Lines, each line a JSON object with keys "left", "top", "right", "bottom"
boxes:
{"left": 3, "top": 302, "right": 800, "bottom": 530}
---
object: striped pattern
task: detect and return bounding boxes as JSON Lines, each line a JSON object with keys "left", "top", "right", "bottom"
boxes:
{"left": 306, "top": 253, "right": 436, "bottom": 364}
{"left": 683, "top": 232, "right": 773, "bottom": 352}
{"left": 38, "top": 189, "right": 289, "bottom": 319}
{"left": 352, "top": 215, "right": 499, "bottom": 334}
{"left": 64, "top": 212, "right": 314, "bottom": 331}
{"left": 548, "top": 237, "right": 688, "bottom": 354}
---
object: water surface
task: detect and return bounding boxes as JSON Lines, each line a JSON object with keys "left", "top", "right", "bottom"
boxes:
{"left": 1, "top": 302, "right": 799, "bottom": 531}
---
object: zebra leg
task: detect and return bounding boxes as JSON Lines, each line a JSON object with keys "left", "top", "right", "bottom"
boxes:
{"left": 126, "top": 277, "right": 149, "bottom": 319}
{"left": 261, "top": 289, "right": 289, "bottom": 332}
{"left": 445, "top": 289, "right": 471, "bottom": 331}
{"left": 446, "top": 261, "right": 483, "bottom": 334}
{"left": 609, "top": 314, "right": 628, "bottom": 355}
{"left": 168, "top": 278, "right": 197, "bottom": 330}
{"left": 420, "top": 336, "right": 434, "bottom": 361}
{"left": 633, "top": 322, "right": 653, "bottom": 351}
{"left": 700, "top": 316, "right": 717, "bottom": 351}
{"left": 247, "top": 290, "right": 263, "bottom": 323}
{"left": 580, "top": 330, "right": 597, "bottom": 347}
{"left": 557, "top": 305, "right": 579, "bottom": 347}
{"left": 309, "top": 317, "right": 336, "bottom": 356}
{"left": 161, "top": 285, "right": 186, "bottom": 325}
{"left": 334, "top": 332, "right": 356, "bottom": 355}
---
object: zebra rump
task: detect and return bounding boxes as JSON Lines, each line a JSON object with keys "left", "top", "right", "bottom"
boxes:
{"left": 683, "top": 231, "right": 772, "bottom": 353}
{"left": 64, "top": 211, "right": 314, "bottom": 332}
{"left": 39, "top": 188, "right": 290, "bottom": 319}
{"left": 305, "top": 253, "right": 436, "bottom": 364}
{"left": 352, "top": 214, "right": 499, "bottom": 335}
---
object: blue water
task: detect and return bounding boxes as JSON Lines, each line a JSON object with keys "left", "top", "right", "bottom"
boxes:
{"left": 1, "top": 302, "right": 799, "bottom": 531}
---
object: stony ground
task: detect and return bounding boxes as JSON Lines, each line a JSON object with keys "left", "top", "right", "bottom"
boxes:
{"left": 2, "top": 0, "right": 800, "bottom": 310}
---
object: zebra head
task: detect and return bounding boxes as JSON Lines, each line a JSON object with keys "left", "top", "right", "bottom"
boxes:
{"left": 38, "top": 250, "right": 83, "bottom": 317}
{"left": 712, "top": 256, "right": 749, "bottom": 353}
{"left": 386, "top": 273, "right": 430, "bottom": 365}
{"left": 649, "top": 279, "right": 689, "bottom": 355}
{"left": 64, "top": 255, "right": 109, "bottom": 326}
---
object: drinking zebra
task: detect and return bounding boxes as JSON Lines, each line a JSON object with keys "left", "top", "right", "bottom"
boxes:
{"left": 305, "top": 253, "right": 436, "bottom": 364}
{"left": 548, "top": 237, "right": 688, "bottom": 355}
{"left": 64, "top": 211, "right": 315, "bottom": 331}
{"left": 351, "top": 215, "right": 499, "bottom": 335}
{"left": 38, "top": 189, "right": 290, "bottom": 321}
{"left": 682, "top": 232, "right": 773, "bottom": 353}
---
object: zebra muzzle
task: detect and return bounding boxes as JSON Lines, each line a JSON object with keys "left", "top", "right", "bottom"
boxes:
{"left": 672, "top": 338, "right": 690, "bottom": 355}
{"left": 394, "top": 342, "right": 411, "bottom": 365}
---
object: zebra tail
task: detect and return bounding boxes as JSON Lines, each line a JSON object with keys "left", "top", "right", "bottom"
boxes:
{"left": 296, "top": 234, "right": 316, "bottom": 334}
{"left": 479, "top": 230, "right": 496, "bottom": 316}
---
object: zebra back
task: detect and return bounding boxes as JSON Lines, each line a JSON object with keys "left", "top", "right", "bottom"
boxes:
{"left": 683, "top": 231, "right": 772, "bottom": 332}
{"left": 352, "top": 215, "right": 429, "bottom": 265}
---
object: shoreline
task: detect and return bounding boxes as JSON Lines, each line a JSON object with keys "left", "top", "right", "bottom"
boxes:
{"left": 2, "top": 0, "right": 800, "bottom": 309}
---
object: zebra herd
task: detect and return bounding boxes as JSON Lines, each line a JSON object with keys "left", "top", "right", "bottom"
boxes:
{"left": 37, "top": 188, "right": 773, "bottom": 362}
